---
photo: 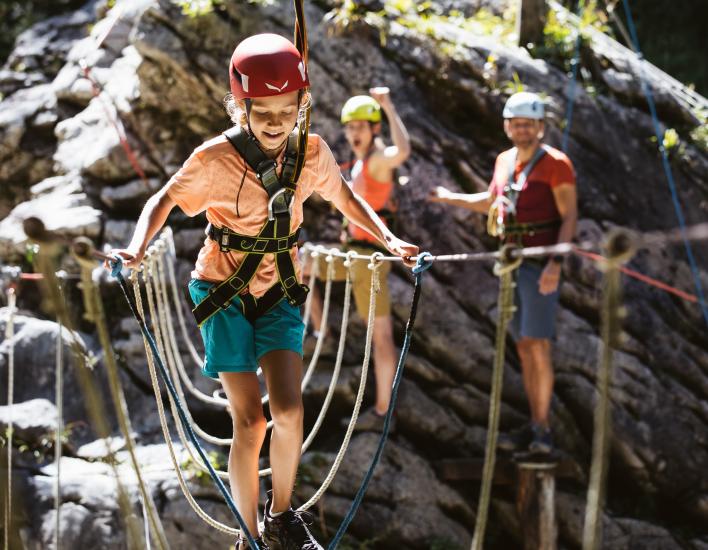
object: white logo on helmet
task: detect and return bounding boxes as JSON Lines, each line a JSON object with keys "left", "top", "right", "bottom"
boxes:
{"left": 265, "top": 81, "right": 289, "bottom": 92}
{"left": 298, "top": 61, "right": 306, "bottom": 82}
{"left": 241, "top": 74, "right": 249, "bottom": 93}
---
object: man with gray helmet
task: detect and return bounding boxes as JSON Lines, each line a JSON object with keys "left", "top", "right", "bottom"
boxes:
{"left": 429, "top": 91, "right": 578, "bottom": 454}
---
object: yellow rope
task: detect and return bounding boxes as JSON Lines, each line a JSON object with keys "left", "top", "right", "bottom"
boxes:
{"left": 54, "top": 302, "right": 64, "bottom": 550}
{"left": 34, "top": 248, "right": 145, "bottom": 549}
{"left": 76, "top": 258, "right": 171, "bottom": 550}
{"left": 582, "top": 232, "right": 633, "bottom": 550}
{"left": 470, "top": 249, "right": 520, "bottom": 550}
{"left": 3, "top": 288, "right": 16, "bottom": 550}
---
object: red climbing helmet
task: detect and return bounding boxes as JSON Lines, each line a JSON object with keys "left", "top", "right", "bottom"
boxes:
{"left": 229, "top": 33, "right": 309, "bottom": 100}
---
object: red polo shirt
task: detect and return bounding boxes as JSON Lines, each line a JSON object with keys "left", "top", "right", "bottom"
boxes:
{"left": 489, "top": 145, "right": 575, "bottom": 247}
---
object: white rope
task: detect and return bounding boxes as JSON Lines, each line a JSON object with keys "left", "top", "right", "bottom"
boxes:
{"left": 298, "top": 253, "right": 381, "bottom": 511}
{"left": 299, "top": 252, "right": 354, "bottom": 473}
{"left": 131, "top": 271, "right": 240, "bottom": 536}
{"left": 300, "top": 248, "right": 318, "bottom": 330}
{"left": 143, "top": 246, "right": 380, "bottom": 493}
{"left": 54, "top": 316, "right": 63, "bottom": 550}
{"left": 161, "top": 228, "right": 206, "bottom": 370}
{"left": 259, "top": 252, "right": 344, "bottom": 477}
{"left": 146, "top": 252, "right": 231, "bottom": 445}
{"left": 3, "top": 288, "right": 16, "bottom": 550}
{"left": 152, "top": 244, "right": 228, "bottom": 408}
{"left": 297, "top": 249, "right": 335, "bottom": 394}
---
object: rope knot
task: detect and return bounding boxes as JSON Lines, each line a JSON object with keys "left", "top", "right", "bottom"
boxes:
{"left": 412, "top": 252, "right": 433, "bottom": 275}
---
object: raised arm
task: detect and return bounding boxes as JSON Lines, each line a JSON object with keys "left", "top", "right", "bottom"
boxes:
{"left": 369, "top": 87, "right": 410, "bottom": 170}
{"left": 428, "top": 185, "right": 493, "bottom": 214}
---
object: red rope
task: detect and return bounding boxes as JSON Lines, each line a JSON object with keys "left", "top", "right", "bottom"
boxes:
{"left": 574, "top": 248, "right": 698, "bottom": 304}
{"left": 80, "top": 63, "right": 151, "bottom": 188}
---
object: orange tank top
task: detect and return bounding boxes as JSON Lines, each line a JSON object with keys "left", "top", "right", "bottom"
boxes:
{"left": 346, "top": 157, "right": 394, "bottom": 244}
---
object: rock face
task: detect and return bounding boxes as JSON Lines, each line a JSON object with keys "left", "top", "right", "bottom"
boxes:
{"left": 1, "top": 0, "right": 707, "bottom": 549}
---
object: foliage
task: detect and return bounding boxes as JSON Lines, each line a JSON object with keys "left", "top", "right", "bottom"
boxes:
{"left": 180, "top": 450, "right": 227, "bottom": 483}
{"left": 534, "top": 0, "right": 610, "bottom": 73}
{"left": 326, "top": 0, "right": 516, "bottom": 50}
{"left": 172, "top": 0, "right": 271, "bottom": 17}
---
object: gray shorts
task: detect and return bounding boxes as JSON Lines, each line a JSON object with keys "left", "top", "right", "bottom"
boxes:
{"left": 509, "top": 261, "right": 560, "bottom": 340}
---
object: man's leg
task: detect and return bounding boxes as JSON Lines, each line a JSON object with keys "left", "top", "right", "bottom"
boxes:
{"left": 260, "top": 350, "right": 304, "bottom": 514}
{"left": 516, "top": 337, "right": 554, "bottom": 429}
{"left": 219, "top": 372, "right": 267, "bottom": 537}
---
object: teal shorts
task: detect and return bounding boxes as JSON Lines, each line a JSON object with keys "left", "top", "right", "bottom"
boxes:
{"left": 187, "top": 279, "right": 305, "bottom": 378}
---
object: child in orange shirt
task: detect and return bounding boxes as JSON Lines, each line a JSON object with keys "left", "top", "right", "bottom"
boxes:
{"left": 110, "top": 34, "right": 418, "bottom": 549}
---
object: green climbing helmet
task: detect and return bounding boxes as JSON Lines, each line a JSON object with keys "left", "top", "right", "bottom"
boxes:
{"left": 340, "top": 95, "right": 382, "bottom": 124}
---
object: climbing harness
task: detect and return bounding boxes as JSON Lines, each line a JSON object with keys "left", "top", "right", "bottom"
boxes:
{"left": 470, "top": 246, "right": 522, "bottom": 550}
{"left": 191, "top": 128, "right": 309, "bottom": 328}
{"left": 487, "top": 145, "right": 556, "bottom": 239}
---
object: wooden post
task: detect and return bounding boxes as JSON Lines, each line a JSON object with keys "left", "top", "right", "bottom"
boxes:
{"left": 516, "top": 462, "right": 558, "bottom": 550}
{"left": 516, "top": 0, "right": 547, "bottom": 49}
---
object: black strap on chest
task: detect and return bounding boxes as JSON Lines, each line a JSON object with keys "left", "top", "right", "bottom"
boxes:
{"left": 191, "top": 126, "right": 309, "bottom": 327}
{"left": 503, "top": 144, "right": 549, "bottom": 222}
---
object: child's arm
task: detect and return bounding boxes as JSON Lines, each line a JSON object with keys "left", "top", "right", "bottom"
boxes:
{"left": 369, "top": 87, "right": 410, "bottom": 170}
{"left": 331, "top": 179, "right": 418, "bottom": 265}
{"left": 109, "top": 187, "right": 177, "bottom": 269}
{"left": 428, "top": 185, "right": 493, "bottom": 214}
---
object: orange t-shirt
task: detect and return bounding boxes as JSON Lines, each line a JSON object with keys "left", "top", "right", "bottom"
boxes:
{"left": 347, "top": 158, "right": 394, "bottom": 244}
{"left": 166, "top": 133, "right": 343, "bottom": 297}
{"left": 489, "top": 145, "right": 575, "bottom": 247}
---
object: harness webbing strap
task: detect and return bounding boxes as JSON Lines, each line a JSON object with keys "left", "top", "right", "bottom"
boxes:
{"left": 207, "top": 223, "right": 301, "bottom": 253}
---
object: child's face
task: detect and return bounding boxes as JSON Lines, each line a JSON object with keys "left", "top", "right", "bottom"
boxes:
{"left": 343, "top": 120, "right": 379, "bottom": 156}
{"left": 247, "top": 91, "right": 301, "bottom": 152}
{"left": 504, "top": 118, "right": 545, "bottom": 148}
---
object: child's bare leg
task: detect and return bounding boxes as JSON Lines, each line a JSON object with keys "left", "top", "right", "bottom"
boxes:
{"left": 308, "top": 283, "right": 324, "bottom": 332}
{"left": 372, "top": 314, "right": 397, "bottom": 414}
{"left": 260, "top": 350, "right": 304, "bottom": 513}
{"left": 219, "top": 372, "right": 267, "bottom": 536}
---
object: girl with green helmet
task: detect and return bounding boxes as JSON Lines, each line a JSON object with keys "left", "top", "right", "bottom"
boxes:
{"left": 308, "top": 87, "right": 411, "bottom": 432}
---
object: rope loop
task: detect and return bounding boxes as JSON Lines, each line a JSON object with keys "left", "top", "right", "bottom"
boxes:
{"left": 343, "top": 249, "right": 357, "bottom": 269}
{"left": 109, "top": 256, "right": 124, "bottom": 279}
{"left": 412, "top": 252, "right": 433, "bottom": 275}
{"left": 368, "top": 251, "right": 384, "bottom": 270}
{"left": 493, "top": 243, "right": 523, "bottom": 276}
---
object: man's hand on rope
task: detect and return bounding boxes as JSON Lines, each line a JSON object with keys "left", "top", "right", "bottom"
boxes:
{"left": 427, "top": 186, "right": 452, "bottom": 204}
{"left": 384, "top": 236, "right": 419, "bottom": 268}
{"left": 539, "top": 261, "right": 561, "bottom": 295}
{"left": 105, "top": 248, "right": 144, "bottom": 270}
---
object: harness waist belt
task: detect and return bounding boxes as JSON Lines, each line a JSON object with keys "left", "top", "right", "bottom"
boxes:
{"left": 503, "top": 219, "right": 560, "bottom": 236}
{"left": 207, "top": 223, "right": 301, "bottom": 253}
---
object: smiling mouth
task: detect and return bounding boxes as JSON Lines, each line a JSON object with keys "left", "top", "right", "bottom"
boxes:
{"left": 263, "top": 131, "right": 284, "bottom": 140}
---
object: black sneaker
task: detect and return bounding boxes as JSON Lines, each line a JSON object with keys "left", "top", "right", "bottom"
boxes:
{"left": 235, "top": 535, "right": 267, "bottom": 550}
{"left": 497, "top": 423, "right": 534, "bottom": 452}
{"left": 262, "top": 491, "right": 323, "bottom": 550}
{"left": 528, "top": 425, "right": 553, "bottom": 454}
